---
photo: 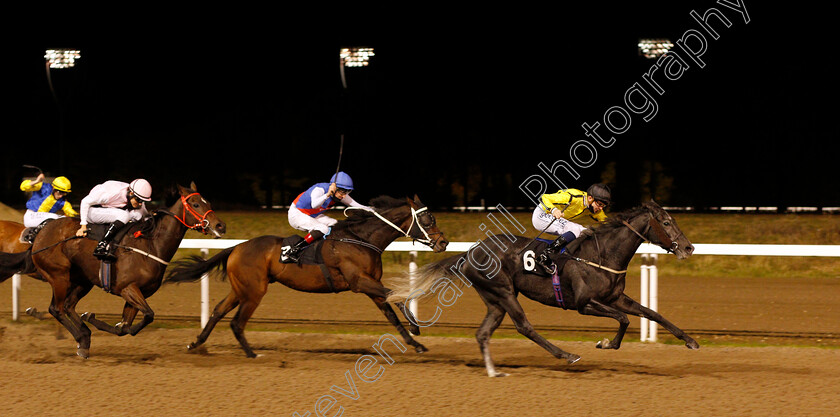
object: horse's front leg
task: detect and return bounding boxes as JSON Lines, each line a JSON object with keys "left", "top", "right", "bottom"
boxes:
{"left": 577, "top": 300, "right": 631, "bottom": 349}
{"left": 81, "top": 303, "right": 138, "bottom": 336}
{"left": 613, "top": 293, "right": 699, "bottom": 349}
{"left": 391, "top": 300, "right": 421, "bottom": 336}
{"left": 356, "top": 277, "right": 427, "bottom": 353}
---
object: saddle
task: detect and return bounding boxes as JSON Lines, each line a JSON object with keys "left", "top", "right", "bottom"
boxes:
{"left": 21, "top": 219, "right": 54, "bottom": 244}
{"left": 524, "top": 238, "right": 570, "bottom": 277}
{"left": 280, "top": 236, "right": 336, "bottom": 292}
{"left": 88, "top": 218, "right": 156, "bottom": 293}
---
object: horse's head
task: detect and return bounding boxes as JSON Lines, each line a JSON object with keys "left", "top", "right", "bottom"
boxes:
{"left": 406, "top": 195, "right": 449, "bottom": 253}
{"left": 641, "top": 200, "right": 694, "bottom": 259}
{"left": 175, "top": 182, "right": 227, "bottom": 238}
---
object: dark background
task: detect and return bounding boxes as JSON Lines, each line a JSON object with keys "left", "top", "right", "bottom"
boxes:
{"left": 5, "top": 3, "right": 836, "bottom": 211}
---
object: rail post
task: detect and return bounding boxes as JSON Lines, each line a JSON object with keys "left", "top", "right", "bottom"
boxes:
{"left": 640, "top": 254, "right": 649, "bottom": 341}
{"left": 648, "top": 254, "right": 659, "bottom": 342}
{"left": 409, "top": 250, "right": 418, "bottom": 320}
{"left": 200, "top": 248, "right": 210, "bottom": 328}
{"left": 12, "top": 273, "right": 20, "bottom": 321}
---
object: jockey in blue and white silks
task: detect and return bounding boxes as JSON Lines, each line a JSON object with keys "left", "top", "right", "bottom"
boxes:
{"left": 282, "top": 171, "right": 368, "bottom": 263}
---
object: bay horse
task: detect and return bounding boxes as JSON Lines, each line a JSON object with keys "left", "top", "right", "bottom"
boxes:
{"left": 165, "top": 195, "right": 449, "bottom": 358}
{"left": 0, "top": 220, "right": 32, "bottom": 282}
{"left": 0, "top": 183, "right": 226, "bottom": 358}
{"left": 386, "top": 200, "right": 698, "bottom": 377}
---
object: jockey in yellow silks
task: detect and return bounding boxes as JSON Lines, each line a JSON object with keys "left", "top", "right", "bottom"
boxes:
{"left": 20, "top": 174, "right": 78, "bottom": 227}
{"left": 532, "top": 183, "right": 611, "bottom": 273}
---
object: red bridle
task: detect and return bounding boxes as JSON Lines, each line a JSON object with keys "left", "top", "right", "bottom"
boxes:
{"left": 173, "top": 193, "right": 214, "bottom": 234}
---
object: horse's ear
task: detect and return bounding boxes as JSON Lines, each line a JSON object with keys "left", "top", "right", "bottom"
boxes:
{"left": 190, "top": 181, "right": 198, "bottom": 191}
{"left": 413, "top": 194, "right": 423, "bottom": 206}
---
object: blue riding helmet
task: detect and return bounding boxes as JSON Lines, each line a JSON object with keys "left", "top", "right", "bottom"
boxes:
{"left": 330, "top": 171, "right": 354, "bottom": 190}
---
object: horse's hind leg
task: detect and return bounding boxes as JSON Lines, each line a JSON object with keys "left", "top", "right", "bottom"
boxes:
{"left": 476, "top": 300, "right": 508, "bottom": 377}
{"left": 188, "top": 290, "right": 240, "bottom": 352}
{"left": 229, "top": 298, "right": 263, "bottom": 358}
{"left": 47, "top": 282, "right": 92, "bottom": 358}
{"left": 613, "top": 294, "right": 699, "bottom": 349}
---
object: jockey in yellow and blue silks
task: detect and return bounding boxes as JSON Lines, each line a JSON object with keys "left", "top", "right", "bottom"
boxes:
{"left": 20, "top": 173, "right": 78, "bottom": 228}
{"left": 532, "top": 183, "right": 611, "bottom": 273}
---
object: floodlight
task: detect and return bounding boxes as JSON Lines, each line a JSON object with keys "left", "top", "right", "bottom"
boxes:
{"left": 638, "top": 39, "right": 673, "bottom": 59}
{"left": 45, "top": 49, "right": 81, "bottom": 68}
{"left": 340, "top": 47, "right": 375, "bottom": 67}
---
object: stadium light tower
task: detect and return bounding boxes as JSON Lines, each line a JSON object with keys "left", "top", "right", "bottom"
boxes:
{"left": 44, "top": 49, "right": 81, "bottom": 174}
{"left": 638, "top": 39, "right": 673, "bottom": 59}
{"left": 339, "top": 47, "right": 374, "bottom": 89}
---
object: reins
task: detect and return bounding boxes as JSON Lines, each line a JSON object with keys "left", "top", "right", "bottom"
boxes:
{"left": 562, "top": 209, "right": 682, "bottom": 275}
{"left": 344, "top": 205, "right": 441, "bottom": 248}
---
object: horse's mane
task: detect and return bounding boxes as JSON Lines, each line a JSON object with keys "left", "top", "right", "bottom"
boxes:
{"left": 330, "top": 195, "right": 409, "bottom": 232}
{"left": 566, "top": 204, "right": 650, "bottom": 252}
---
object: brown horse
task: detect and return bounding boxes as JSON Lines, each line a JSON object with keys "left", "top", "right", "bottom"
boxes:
{"left": 165, "top": 195, "right": 449, "bottom": 358}
{"left": 0, "top": 220, "right": 31, "bottom": 282}
{"left": 0, "top": 183, "right": 226, "bottom": 358}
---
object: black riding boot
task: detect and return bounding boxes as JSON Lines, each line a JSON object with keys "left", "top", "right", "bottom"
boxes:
{"left": 537, "top": 236, "right": 571, "bottom": 274}
{"left": 281, "top": 230, "right": 324, "bottom": 263}
{"left": 93, "top": 221, "right": 124, "bottom": 262}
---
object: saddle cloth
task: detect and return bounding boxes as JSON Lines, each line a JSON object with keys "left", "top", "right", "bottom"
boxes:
{"left": 280, "top": 236, "right": 336, "bottom": 292}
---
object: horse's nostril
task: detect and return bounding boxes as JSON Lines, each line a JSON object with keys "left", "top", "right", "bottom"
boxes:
{"left": 686, "top": 245, "right": 694, "bottom": 253}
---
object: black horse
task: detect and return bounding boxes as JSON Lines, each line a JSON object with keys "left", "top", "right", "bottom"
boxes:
{"left": 386, "top": 200, "right": 698, "bottom": 377}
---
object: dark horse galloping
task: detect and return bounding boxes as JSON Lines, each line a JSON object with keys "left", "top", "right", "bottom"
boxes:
{"left": 0, "top": 183, "right": 226, "bottom": 358}
{"left": 165, "top": 195, "right": 449, "bottom": 358}
{"left": 387, "top": 200, "right": 698, "bottom": 377}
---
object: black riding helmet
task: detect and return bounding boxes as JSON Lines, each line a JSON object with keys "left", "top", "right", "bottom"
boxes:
{"left": 587, "top": 183, "right": 611, "bottom": 207}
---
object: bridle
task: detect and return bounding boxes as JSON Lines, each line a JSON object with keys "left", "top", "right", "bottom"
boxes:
{"left": 345, "top": 205, "right": 444, "bottom": 248}
{"left": 169, "top": 192, "right": 215, "bottom": 234}
{"left": 621, "top": 210, "right": 683, "bottom": 254}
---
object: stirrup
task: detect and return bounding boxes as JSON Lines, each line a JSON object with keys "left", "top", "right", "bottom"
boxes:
{"left": 93, "top": 242, "right": 117, "bottom": 262}
{"left": 280, "top": 245, "right": 299, "bottom": 263}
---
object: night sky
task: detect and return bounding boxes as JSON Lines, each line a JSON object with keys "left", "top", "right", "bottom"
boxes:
{"left": 5, "top": 3, "right": 837, "bottom": 211}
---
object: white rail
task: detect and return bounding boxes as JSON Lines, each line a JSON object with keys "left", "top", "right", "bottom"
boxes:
{"left": 10, "top": 241, "right": 840, "bottom": 343}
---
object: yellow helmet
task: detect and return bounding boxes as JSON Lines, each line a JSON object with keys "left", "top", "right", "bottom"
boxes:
{"left": 52, "top": 176, "right": 72, "bottom": 193}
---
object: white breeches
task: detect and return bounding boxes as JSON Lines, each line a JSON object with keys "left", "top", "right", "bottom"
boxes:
{"left": 531, "top": 207, "right": 586, "bottom": 238}
{"left": 85, "top": 207, "right": 144, "bottom": 225}
{"left": 288, "top": 206, "right": 337, "bottom": 235}
{"left": 23, "top": 210, "right": 63, "bottom": 228}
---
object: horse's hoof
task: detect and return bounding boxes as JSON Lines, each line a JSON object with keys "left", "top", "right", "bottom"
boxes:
{"left": 686, "top": 339, "right": 700, "bottom": 350}
{"left": 25, "top": 307, "right": 36, "bottom": 316}
{"left": 76, "top": 347, "right": 90, "bottom": 359}
{"left": 409, "top": 326, "right": 421, "bottom": 336}
{"left": 414, "top": 344, "right": 428, "bottom": 353}
{"left": 566, "top": 354, "right": 581, "bottom": 364}
{"left": 80, "top": 312, "right": 94, "bottom": 322}
{"left": 489, "top": 371, "right": 510, "bottom": 378}
{"left": 596, "top": 338, "right": 610, "bottom": 349}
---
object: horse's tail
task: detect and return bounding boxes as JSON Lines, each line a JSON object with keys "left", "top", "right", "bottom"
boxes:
{"left": 385, "top": 253, "right": 469, "bottom": 304}
{"left": 165, "top": 246, "right": 235, "bottom": 284}
{"left": 0, "top": 248, "right": 35, "bottom": 283}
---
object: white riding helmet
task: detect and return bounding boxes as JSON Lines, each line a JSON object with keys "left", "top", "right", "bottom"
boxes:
{"left": 129, "top": 179, "right": 153, "bottom": 201}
